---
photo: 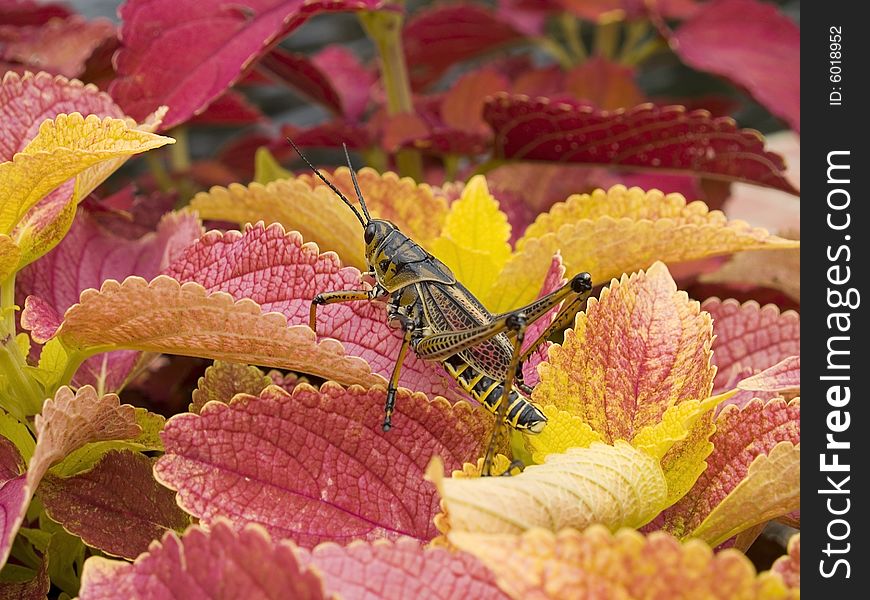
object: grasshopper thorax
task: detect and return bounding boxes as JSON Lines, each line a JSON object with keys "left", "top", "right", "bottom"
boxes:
{"left": 365, "top": 219, "right": 456, "bottom": 292}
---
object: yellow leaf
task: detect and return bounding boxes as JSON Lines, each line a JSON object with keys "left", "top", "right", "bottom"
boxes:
{"left": 658, "top": 413, "right": 717, "bottom": 510}
{"left": 491, "top": 185, "right": 800, "bottom": 309}
{"left": 430, "top": 175, "right": 512, "bottom": 298}
{"left": 631, "top": 390, "right": 735, "bottom": 461}
{"left": 523, "top": 405, "right": 602, "bottom": 464}
{"left": 688, "top": 441, "right": 800, "bottom": 547}
{"left": 300, "top": 167, "right": 449, "bottom": 247}
{"left": 0, "top": 113, "right": 173, "bottom": 234}
{"left": 188, "top": 178, "right": 367, "bottom": 269}
{"left": 55, "top": 275, "right": 381, "bottom": 389}
{"left": 449, "top": 526, "right": 796, "bottom": 600}
{"left": 427, "top": 441, "right": 668, "bottom": 536}
{"left": 253, "top": 147, "right": 292, "bottom": 184}
{"left": 0, "top": 234, "right": 20, "bottom": 281}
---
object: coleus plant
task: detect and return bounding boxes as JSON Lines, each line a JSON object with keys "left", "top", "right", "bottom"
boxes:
{"left": 0, "top": 0, "right": 799, "bottom": 598}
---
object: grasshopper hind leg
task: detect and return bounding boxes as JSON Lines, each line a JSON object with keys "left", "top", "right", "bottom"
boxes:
{"left": 482, "top": 312, "right": 528, "bottom": 477}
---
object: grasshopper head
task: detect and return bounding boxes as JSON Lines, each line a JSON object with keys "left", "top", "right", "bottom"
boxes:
{"left": 365, "top": 219, "right": 399, "bottom": 282}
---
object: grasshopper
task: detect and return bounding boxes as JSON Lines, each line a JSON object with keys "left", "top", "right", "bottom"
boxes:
{"left": 292, "top": 141, "right": 593, "bottom": 475}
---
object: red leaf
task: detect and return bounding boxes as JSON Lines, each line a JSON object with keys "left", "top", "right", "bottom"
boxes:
{"left": 670, "top": 0, "right": 800, "bottom": 132}
{"left": 311, "top": 45, "right": 376, "bottom": 122}
{"left": 485, "top": 94, "right": 798, "bottom": 194}
{"left": 257, "top": 47, "right": 343, "bottom": 116}
{"left": 110, "top": 0, "right": 385, "bottom": 129}
{"left": 0, "top": 16, "right": 115, "bottom": 78}
{"left": 39, "top": 450, "right": 190, "bottom": 560}
{"left": 495, "top": 0, "right": 560, "bottom": 36}
{"left": 283, "top": 121, "right": 374, "bottom": 151}
{"left": 155, "top": 383, "right": 494, "bottom": 547}
{"left": 298, "top": 538, "right": 508, "bottom": 599}
{"left": 441, "top": 68, "right": 510, "bottom": 135}
{"left": 164, "top": 222, "right": 460, "bottom": 401}
{"left": 78, "top": 521, "right": 330, "bottom": 600}
{"left": 0, "top": 0, "right": 72, "bottom": 26}
{"left": 403, "top": 5, "right": 525, "bottom": 90}
{"left": 189, "top": 89, "right": 264, "bottom": 126}
{"left": 0, "top": 557, "right": 48, "bottom": 598}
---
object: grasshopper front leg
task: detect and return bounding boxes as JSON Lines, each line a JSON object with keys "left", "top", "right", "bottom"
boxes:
{"left": 309, "top": 289, "right": 379, "bottom": 333}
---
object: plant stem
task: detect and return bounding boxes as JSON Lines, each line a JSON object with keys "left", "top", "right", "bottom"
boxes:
{"left": 621, "top": 36, "right": 667, "bottom": 66}
{"left": 559, "top": 13, "right": 586, "bottom": 64}
{"left": 144, "top": 152, "right": 173, "bottom": 194}
{"left": 0, "top": 275, "right": 44, "bottom": 417}
{"left": 359, "top": 7, "right": 423, "bottom": 181}
{"left": 620, "top": 21, "right": 651, "bottom": 62}
{"left": 593, "top": 20, "right": 620, "bottom": 59}
{"left": 534, "top": 37, "right": 574, "bottom": 70}
{"left": 442, "top": 154, "right": 460, "bottom": 182}
{"left": 168, "top": 126, "right": 196, "bottom": 202}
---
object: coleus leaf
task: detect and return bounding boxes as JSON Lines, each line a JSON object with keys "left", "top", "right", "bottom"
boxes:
{"left": 532, "top": 262, "right": 714, "bottom": 445}
{"left": 50, "top": 275, "right": 378, "bottom": 390}
{"left": 78, "top": 520, "right": 330, "bottom": 600}
{"left": 0, "top": 1, "right": 72, "bottom": 27}
{"left": 190, "top": 360, "right": 272, "bottom": 413}
{"left": 18, "top": 210, "right": 201, "bottom": 390}
{"left": 163, "top": 222, "right": 456, "bottom": 400}
{"left": 669, "top": 0, "right": 800, "bottom": 132}
{"left": 188, "top": 89, "right": 264, "bottom": 126}
{"left": 0, "top": 386, "right": 140, "bottom": 568}
{"left": 564, "top": 56, "right": 644, "bottom": 110}
{"left": 488, "top": 185, "right": 798, "bottom": 312}
{"left": 771, "top": 534, "right": 800, "bottom": 589}
{"left": 155, "top": 382, "right": 494, "bottom": 547}
{"left": 0, "top": 16, "right": 115, "bottom": 78}
{"left": 737, "top": 356, "right": 800, "bottom": 396}
{"left": 297, "top": 538, "right": 508, "bottom": 599}
{"left": 258, "top": 46, "right": 375, "bottom": 122}
{"left": 39, "top": 450, "right": 190, "bottom": 560}
{"left": 431, "top": 175, "right": 512, "bottom": 299}
{"left": 485, "top": 94, "right": 799, "bottom": 194}
{"left": 440, "top": 69, "right": 510, "bottom": 135}
{"left": 449, "top": 526, "right": 797, "bottom": 600}
{"left": 0, "top": 112, "right": 174, "bottom": 273}
{"left": 700, "top": 244, "right": 800, "bottom": 302}
{"left": 402, "top": 5, "right": 525, "bottom": 90}
{"left": 110, "top": 0, "right": 385, "bottom": 130}
{"left": 428, "top": 441, "right": 668, "bottom": 536}
{"left": 0, "top": 71, "right": 124, "bottom": 160}
{"left": 659, "top": 397, "right": 800, "bottom": 546}
{"left": 703, "top": 298, "right": 800, "bottom": 405}
{"left": 0, "top": 556, "right": 48, "bottom": 599}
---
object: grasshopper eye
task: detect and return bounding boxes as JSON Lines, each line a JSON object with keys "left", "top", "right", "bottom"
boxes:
{"left": 364, "top": 223, "right": 377, "bottom": 244}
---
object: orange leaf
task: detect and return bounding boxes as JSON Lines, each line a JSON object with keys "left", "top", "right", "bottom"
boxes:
{"left": 55, "top": 276, "right": 379, "bottom": 388}
{"left": 450, "top": 526, "right": 796, "bottom": 600}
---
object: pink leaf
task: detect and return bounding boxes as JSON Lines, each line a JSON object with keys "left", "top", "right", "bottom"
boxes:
{"left": 670, "top": 0, "right": 800, "bottom": 132}
{"left": 737, "top": 355, "right": 800, "bottom": 395}
{"left": 703, "top": 298, "right": 799, "bottom": 407}
{"left": 164, "top": 222, "right": 460, "bottom": 401}
{"left": 110, "top": 0, "right": 384, "bottom": 130}
{"left": 521, "top": 254, "right": 565, "bottom": 387}
{"left": 0, "top": 16, "right": 115, "bottom": 78}
{"left": 770, "top": 534, "right": 800, "bottom": 589}
{"left": 39, "top": 450, "right": 190, "bottom": 559}
{"left": 660, "top": 397, "right": 800, "bottom": 539}
{"left": 495, "top": 0, "right": 560, "bottom": 36}
{"left": 78, "top": 521, "right": 330, "bottom": 600}
{"left": 0, "top": 386, "right": 141, "bottom": 568}
{"left": 485, "top": 94, "right": 798, "bottom": 194}
{"left": 0, "top": 71, "right": 124, "bottom": 161}
{"left": 189, "top": 89, "right": 265, "bottom": 126}
{"left": 155, "top": 383, "right": 494, "bottom": 547}
{"left": 298, "top": 538, "right": 508, "bottom": 600}
{"left": 18, "top": 210, "right": 202, "bottom": 389}
{"left": 403, "top": 5, "right": 525, "bottom": 90}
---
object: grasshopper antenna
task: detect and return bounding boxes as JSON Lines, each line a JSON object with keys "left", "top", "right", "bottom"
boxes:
{"left": 342, "top": 143, "right": 371, "bottom": 222}
{"left": 286, "top": 137, "right": 367, "bottom": 227}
